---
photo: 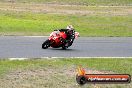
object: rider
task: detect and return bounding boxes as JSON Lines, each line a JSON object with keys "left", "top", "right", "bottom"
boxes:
{"left": 58, "top": 25, "right": 75, "bottom": 46}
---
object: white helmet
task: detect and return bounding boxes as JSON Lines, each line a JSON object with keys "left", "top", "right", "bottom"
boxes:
{"left": 67, "top": 25, "right": 74, "bottom": 30}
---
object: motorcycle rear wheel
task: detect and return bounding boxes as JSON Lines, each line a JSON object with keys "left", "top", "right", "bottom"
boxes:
{"left": 62, "top": 42, "right": 69, "bottom": 50}
{"left": 62, "top": 45, "right": 68, "bottom": 50}
{"left": 62, "top": 47, "right": 66, "bottom": 50}
{"left": 42, "top": 40, "right": 50, "bottom": 49}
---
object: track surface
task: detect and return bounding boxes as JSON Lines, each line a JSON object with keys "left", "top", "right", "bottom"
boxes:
{"left": 0, "top": 36, "right": 132, "bottom": 58}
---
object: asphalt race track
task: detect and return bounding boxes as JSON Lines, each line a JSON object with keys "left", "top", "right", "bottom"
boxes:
{"left": 0, "top": 36, "right": 132, "bottom": 58}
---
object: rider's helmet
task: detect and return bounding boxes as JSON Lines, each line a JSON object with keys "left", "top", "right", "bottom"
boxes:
{"left": 66, "top": 25, "right": 74, "bottom": 30}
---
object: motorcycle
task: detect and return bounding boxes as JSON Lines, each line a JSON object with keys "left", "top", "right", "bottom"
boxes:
{"left": 42, "top": 29, "right": 79, "bottom": 49}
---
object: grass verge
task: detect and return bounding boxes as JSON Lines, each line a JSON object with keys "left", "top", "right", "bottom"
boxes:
{"left": 0, "top": 11, "right": 132, "bottom": 36}
{"left": 0, "top": 58, "right": 132, "bottom": 88}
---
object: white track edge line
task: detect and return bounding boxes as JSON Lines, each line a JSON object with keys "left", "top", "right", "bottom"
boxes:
{"left": 23, "top": 36, "right": 48, "bottom": 37}
{"left": 7, "top": 57, "right": 132, "bottom": 60}
{"left": 9, "top": 58, "right": 29, "bottom": 60}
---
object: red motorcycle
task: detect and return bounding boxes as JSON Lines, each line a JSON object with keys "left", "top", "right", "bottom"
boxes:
{"left": 42, "top": 29, "right": 79, "bottom": 49}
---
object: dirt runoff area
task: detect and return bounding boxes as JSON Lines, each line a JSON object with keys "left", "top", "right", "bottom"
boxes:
{"left": 0, "top": 2, "right": 132, "bottom": 16}
{"left": 0, "top": 65, "right": 131, "bottom": 88}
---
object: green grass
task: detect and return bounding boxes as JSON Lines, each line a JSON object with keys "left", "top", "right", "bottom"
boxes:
{"left": 0, "top": 58, "right": 132, "bottom": 76}
{"left": 0, "top": 11, "right": 132, "bottom": 36}
{"left": 0, "top": 58, "right": 132, "bottom": 88}
{"left": 0, "top": 0, "right": 132, "bottom": 6}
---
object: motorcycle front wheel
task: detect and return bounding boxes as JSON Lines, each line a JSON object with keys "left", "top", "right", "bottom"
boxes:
{"left": 42, "top": 39, "right": 50, "bottom": 49}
